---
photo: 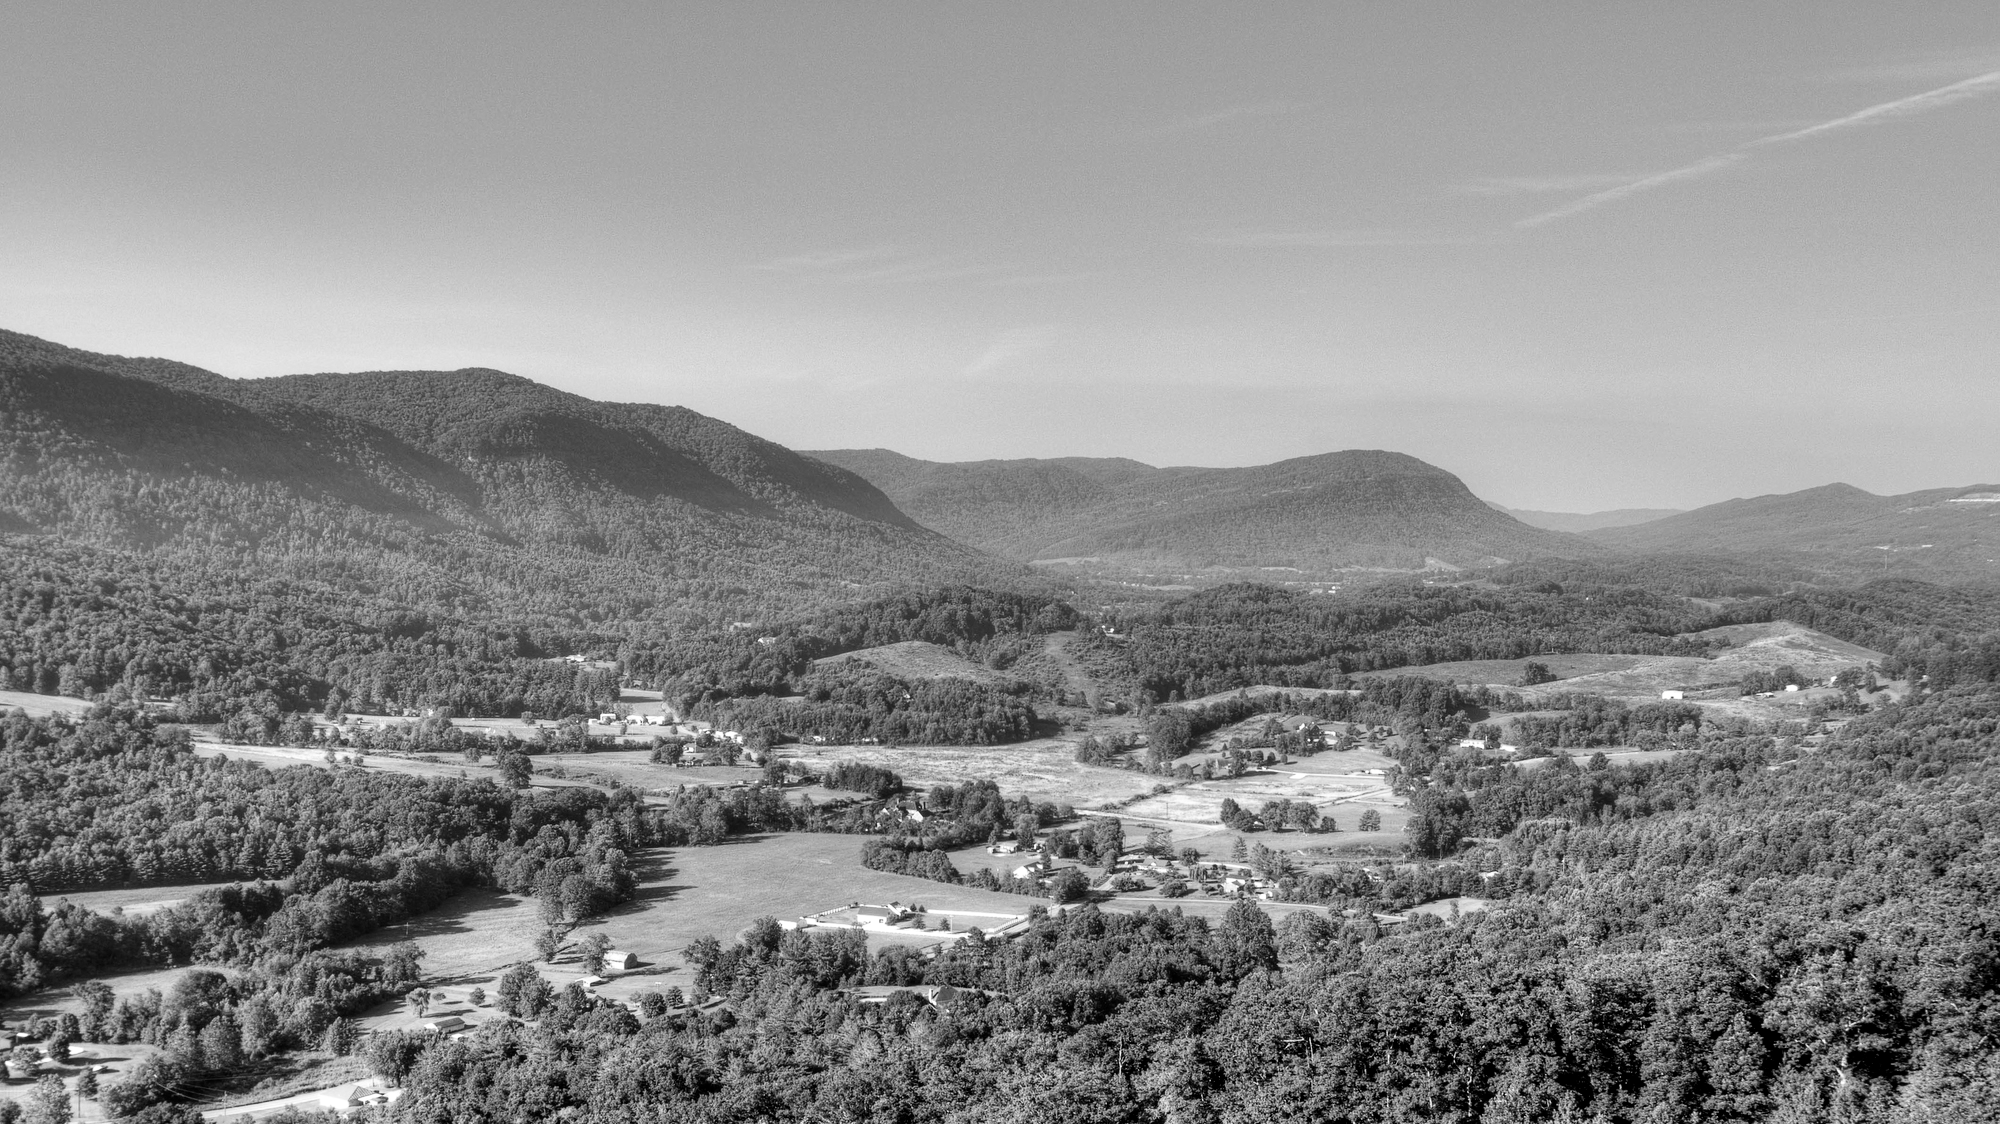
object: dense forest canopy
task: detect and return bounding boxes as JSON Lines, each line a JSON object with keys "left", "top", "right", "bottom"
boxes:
{"left": 1102, "top": 580, "right": 1719, "bottom": 701}
{"left": 1, "top": 558, "right": 1997, "bottom": 1120}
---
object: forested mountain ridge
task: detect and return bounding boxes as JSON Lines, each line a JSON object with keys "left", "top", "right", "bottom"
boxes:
{"left": 1496, "top": 505, "right": 1683, "bottom": 533}
{"left": 807, "top": 447, "right": 1601, "bottom": 575}
{"left": 1587, "top": 480, "right": 2000, "bottom": 580}
{"left": 0, "top": 328, "right": 1027, "bottom": 622}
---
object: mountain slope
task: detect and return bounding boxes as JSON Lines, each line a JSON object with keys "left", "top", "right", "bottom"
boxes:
{"left": 807, "top": 447, "right": 1600, "bottom": 577}
{"left": 1498, "top": 506, "right": 1683, "bottom": 533}
{"left": 0, "top": 329, "right": 1024, "bottom": 620}
{"left": 1587, "top": 482, "right": 2000, "bottom": 579}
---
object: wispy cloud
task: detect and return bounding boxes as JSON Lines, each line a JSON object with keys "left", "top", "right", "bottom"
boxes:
{"left": 1752, "top": 69, "right": 2000, "bottom": 144}
{"left": 1454, "top": 174, "right": 1639, "bottom": 196}
{"left": 1516, "top": 68, "right": 2000, "bottom": 228}
{"left": 753, "top": 246, "right": 902, "bottom": 274}
{"left": 1136, "top": 102, "right": 1294, "bottom": 139}
{"left": 752, "top": 247, "right": 1001, "bottom": 285}
{"left": 1193, "top": 228, "right": 1481, "bottom": 248}
{"left": 988, "top": 271, "right": 1111, "bottom": 288}
{"left": 1663, "top": 118, "right": 1819, "bottom": 134}
{"left": 1823, "top": 49, "right": 2000, "bottom": 86}
{"left": 840, "top": 257, "right": 999, "bottom": 285}
{"left": 962, "top": 326, "right": 1056, "bottom": 379}
{"left": 1515, "top": 154, "right": 1747, "bottom": 228}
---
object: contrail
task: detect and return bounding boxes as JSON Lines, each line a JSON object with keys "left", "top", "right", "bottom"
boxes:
{"left": 1516, "top": 154, "right": 1746, "bottom": 228}
{"left": 1755, "top": 69, "right": 2000, "bottom": 145}
{"left": 1518, "top": 69, "right": 2000, "bottom": 228}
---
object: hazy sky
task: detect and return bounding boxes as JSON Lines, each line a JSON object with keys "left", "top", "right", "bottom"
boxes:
{"left": 5, "top": 4, "right": 1997, "bottom": 510}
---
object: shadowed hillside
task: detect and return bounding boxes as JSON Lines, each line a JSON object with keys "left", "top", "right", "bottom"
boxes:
{"left": 808, "top": 447, "right": 1599, "bottom": 578}
{"left": 0, "top": 329, "right": 1026, "bottom": 622}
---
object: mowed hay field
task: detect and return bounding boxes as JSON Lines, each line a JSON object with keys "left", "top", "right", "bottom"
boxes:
{"left": 0, "top": 689, "right": 91, "bottom": 717}
{"left": 1351, "top": 621, "right": 1884, "bottom": 703}
{"left": 1115, "top": 743, "right": 1406, "bottom": 832}
{"left": 813, "top": 640, "right": 1012, "bottom": 683}
{"left": 532, "top": 749, "right": 765, "bottom": 791}
{"left": 565, "top": 834, "right": 1045, "bottom": 1005}
{"left": 0, "top": 963, "right": 242, "bottom": 1025}
{"left": 782, "top": 738, "right": 1161, "bottom": 810}
{"left": 336, "top": 887, "right": 547, "bottom": 984}
{"left": 43, "top": 880, "right": 242, "bottom": 917}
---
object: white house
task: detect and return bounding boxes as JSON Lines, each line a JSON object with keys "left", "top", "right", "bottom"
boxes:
{"left": 1660, "top": 690, "right": 1685, "bottom": 700}
{"left": 318, "top": 1084, "right": 379, "bottom": 1110}
{"left": 603, "top": 949, "right": 639, "bottom": 970}
{"left": 424, "top": 1015, "right": 467, "bottom": 1034}
{"left": 1784, "top": 684, "right": 1801, "bottom": 693}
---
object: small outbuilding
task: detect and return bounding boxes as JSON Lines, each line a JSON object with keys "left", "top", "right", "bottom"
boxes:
{"left": 424, "top": 1016, "right": 467, "bottom": 1034}
{"left": 603, "top": 949, "right": 639, "bottom": 970}
{"left": 1660, "top": 690, "right": 1685, "bottom": 700}
{"left": 318, "top": 1084, "right": 375, "bottom": 1110}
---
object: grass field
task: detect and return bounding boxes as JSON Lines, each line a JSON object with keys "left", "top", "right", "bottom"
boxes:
{"left": 561, "top": 834, "right": 1044, "bottom": 1005}
{"left": 0, "top": 1042, "right": 158, "bottom": 1121}
{"left": 1097, "top": 893, "right": 1334, "bottom": 924}
{"left": 0, "top": 964, "right": 241, "bottom": 1026}
{"left": 0, "top": 689, "right": 91, "bottom": 717}
{"left": 1516, "top": 747, "right": 1690, "bottom": 770}
{"left": 1344, "top": 621, "right": 1885, "bottom": 706}
{"left": 532, "top": 749, "right": 759, "bottom": 790}
{"left": 337, "top": 887, "right": 546, "bottom": 985}
{"left": 780, "top": 738, "right": 1161, "bottom": 810}
{"left": 814, "top": 640, "right": 1011, "bottom": 683}
{"left": 42, "top": 881, "right": 243, "bottom": 917}
{"left": 187, "top": 741, "right": 604, "bottom": 796}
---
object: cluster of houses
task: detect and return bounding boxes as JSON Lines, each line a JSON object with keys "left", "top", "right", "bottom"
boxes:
{"left": 994, "top": 848, "right": 1286, "bottom": 900}
{"left": 787, "top": 902, "right": 1032, "bottom": 943}
{"left": 203, "top": 1079, "right": 398, "bottom": 1120}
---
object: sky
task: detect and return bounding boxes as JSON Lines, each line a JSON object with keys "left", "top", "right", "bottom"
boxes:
{"left": 3, "top": 3, "right": 1997, "bottom": 511}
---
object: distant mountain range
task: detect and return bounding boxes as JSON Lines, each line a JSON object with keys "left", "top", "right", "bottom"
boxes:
{"left": 804, "top": 448, "right": 1599, "bottom": 578}
{"left": 1585, "top": 482, "right": 2000, "bottom": 577}
{"left": 1496, "top": 506, "right": 1684, "bottom": 533}
{"left": 7, "top": 327, "right": 1993, "bottom": 610}
{"left": 0, "top": 329, "right": 1020, "bottom": 620}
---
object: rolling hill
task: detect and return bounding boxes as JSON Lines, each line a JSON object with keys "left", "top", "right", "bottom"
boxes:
{"left": 1497, "top": 506, "right": 1683, "bottom": 533}
{"left": 1586, "top": 482, "right": 2000, "bottom": 580}
{"left": 805, "top": 447, "right": 1600, "bottom": 579}
{"left": 0, "top": 328, "right": 1026, "bottom": 621}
